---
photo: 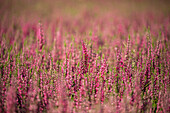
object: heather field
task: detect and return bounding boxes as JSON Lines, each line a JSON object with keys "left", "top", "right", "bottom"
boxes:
{"left": 0, "top": 0, "right": 170, "bottom": 113}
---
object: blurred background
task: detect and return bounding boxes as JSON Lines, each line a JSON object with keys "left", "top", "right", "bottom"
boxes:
{"left": 0, "top": 0, "right": 170, "bottom": 22}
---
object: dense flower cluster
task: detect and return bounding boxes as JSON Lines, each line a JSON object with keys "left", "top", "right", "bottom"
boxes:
{"left": 0, "top": 0, "right": 169, "bottom": 113}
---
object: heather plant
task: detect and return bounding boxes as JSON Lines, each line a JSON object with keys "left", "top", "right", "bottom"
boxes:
{"left": 0, "top": 0, "right": 170, "bottom": 113}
